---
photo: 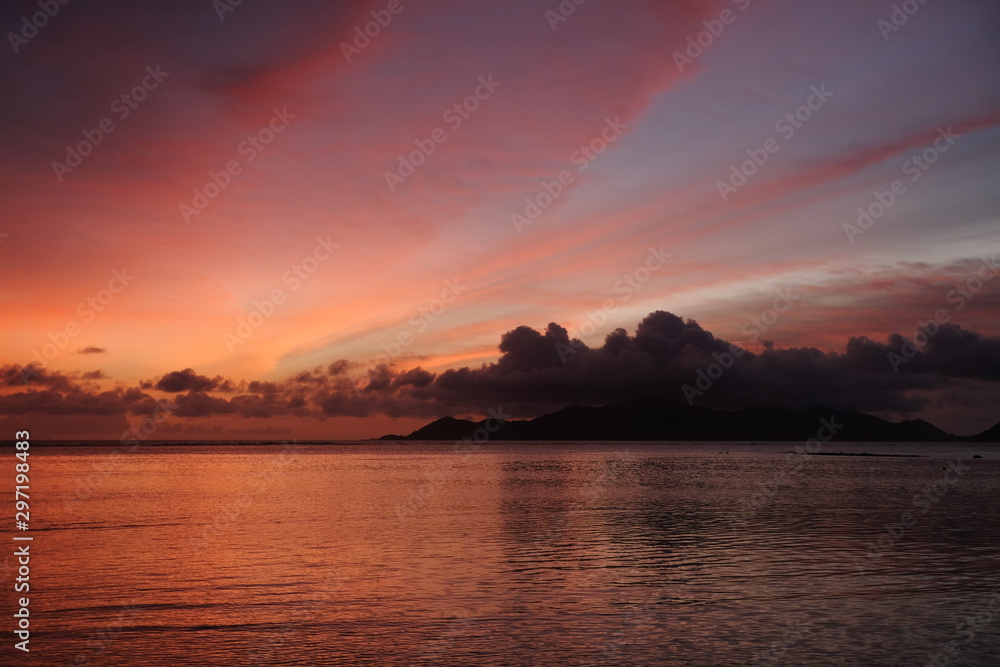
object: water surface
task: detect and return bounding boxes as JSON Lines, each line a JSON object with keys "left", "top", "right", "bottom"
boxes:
{"left": 12, "top": 441, "right": 1000, "bottom": 665}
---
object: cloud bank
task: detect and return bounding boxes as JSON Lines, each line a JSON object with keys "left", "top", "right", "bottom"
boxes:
{"left": 3, "top": 312, "right": 998, "bottom": 430}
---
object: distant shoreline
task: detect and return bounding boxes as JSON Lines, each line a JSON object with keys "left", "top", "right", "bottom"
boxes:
{"left": 13, "top": 440, "right": 999, "bottom": 448}
{"left": 802, "top": 451, "right": 923, "bottom": 457}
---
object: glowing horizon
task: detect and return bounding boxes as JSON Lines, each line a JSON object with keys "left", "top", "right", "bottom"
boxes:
{"left": 2, "top": 0, "right": 999, "bottom": 439}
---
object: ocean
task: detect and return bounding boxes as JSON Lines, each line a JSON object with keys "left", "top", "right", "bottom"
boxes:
{"left": 8, "top": 441, "right": 1000, "bottom": 666}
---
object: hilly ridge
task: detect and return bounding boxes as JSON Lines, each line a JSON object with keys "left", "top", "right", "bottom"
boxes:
{"left": 380, "top": 399, "right": 997, "bottom": 442}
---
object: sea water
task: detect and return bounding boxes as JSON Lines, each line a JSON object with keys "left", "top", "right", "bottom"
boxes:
{"left": 9, "top": 441, "right": 1000, "bottom": 666}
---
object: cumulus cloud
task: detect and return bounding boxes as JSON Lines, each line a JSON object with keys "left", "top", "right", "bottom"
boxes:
{"left": 1, "top": 364, "right": 83, "bottom": 392}
{"left": 0, "top": 386, "right": 154, "bottom": 416}
{"left": 1, "top": 313, "right": 997, "bottom": 425}
{"left": 144, "top": 368, "right": 240, "bottom": 393}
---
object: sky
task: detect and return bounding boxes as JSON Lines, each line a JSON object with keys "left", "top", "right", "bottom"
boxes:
{"left": 2, "top": 0, "right": 999, "bottom": 440}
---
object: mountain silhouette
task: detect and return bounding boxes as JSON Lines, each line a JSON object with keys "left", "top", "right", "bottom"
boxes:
{"left": 380, "top": 399, "right": 997, "bottom": 442}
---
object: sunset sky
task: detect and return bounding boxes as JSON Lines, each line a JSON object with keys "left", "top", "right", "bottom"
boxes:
{"left": 2, "top": 0, "right": 999, "bottom": 439}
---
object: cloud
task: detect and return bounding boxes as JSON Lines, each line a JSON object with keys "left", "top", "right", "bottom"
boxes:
{"left": 1, "top": 313, "right": 997, "bottom": 428}
{"left": 0, "top": 386, "right": 153, "bottom": 416}
{"left": 170, "top": 392, "right": 238, "bottom": 418}
{"left": 319, "top": 310, "right": 1000, "bottom": 419}
{"left": 420, "top": 312, "right": 1000, "bottom": 415}
{"left": 145, "top": 368, "right": 240, "bottom": 393}
{"left": 0, "top": 364, "right": 78, "bottom": 391}
{"left": 848, "top": 325, "right": 1000, "bottom": 381}
{"left": 77, "top": 347, "right": 107, "bottom": 354}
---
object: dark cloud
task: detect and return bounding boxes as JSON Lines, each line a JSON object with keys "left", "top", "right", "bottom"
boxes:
{"left": 77, "top": 347, "right": 107, "bottom": 354}
{"left": 393, "top": 367, "right": 434, "bottom": 388}
{"left": 908, "top": 324, "right": 1000, "bottom": 380}
{"left": 392, "top": 311, "right": 1000, "bottom": 418}
{"left": 1, "top": 364, "right": 79, "bottom": 391}
{"left": 327, "top": 359, "right": 351, "bottom": 376}
{"left": 171, "top": 392, "right": 237, "bottom": 418}
{"left": 0, "top": 386, "right": 152, "bottom": 416}
{"left": 148, "top": 368, "right": 239, "bottom": 393}
{"left": 0, "top": 313, "right": 997, "bottom": 429}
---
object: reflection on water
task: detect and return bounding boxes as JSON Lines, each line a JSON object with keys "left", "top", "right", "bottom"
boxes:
{"left": 13, "top": 442, "right": 1000, "bottom": 665}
